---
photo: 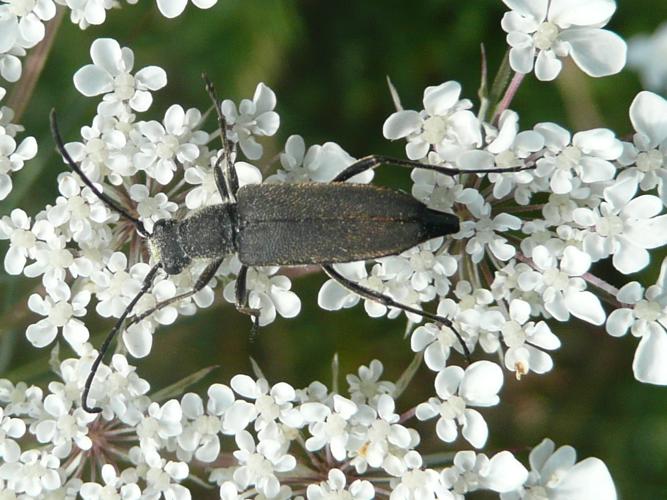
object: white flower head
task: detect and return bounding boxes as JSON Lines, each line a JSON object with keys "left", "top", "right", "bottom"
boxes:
{"left": 505, "top": 438, "right": 617, "bottom": 500}
{"left": 501, "top": 0, "right": 627, "bottom": 81}
{"left": 221, "top": 82, "right": 280, "bottom": 160}
{"left": 416, "top": 360, "right": 503, "bottom": 448}
{"left": 383, "top": 80, "right": 482, "bottom": 161}
{"left": 73, "top": 38, "right": 167, "bottom": 115}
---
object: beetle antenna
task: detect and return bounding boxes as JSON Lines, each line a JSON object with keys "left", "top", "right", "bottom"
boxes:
{"left": 202, "top": 73, "right": 239, "bottom": 200}
{"left": 202, "top": 73, "right": 232, "bottom": 154}
{"left": 82, "top": 263, "right": 162, "bottom": 413}
{"left": 49, "top": 109, "right": 150, "bottom": 238}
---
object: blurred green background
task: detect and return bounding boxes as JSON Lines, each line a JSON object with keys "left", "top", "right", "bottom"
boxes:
{"left": 2, "top": 0, "right": 667, "bottom": 498}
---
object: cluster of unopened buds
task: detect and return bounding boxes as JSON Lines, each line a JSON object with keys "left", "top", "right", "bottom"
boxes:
{"left": 1, "top": 0, "right": 666, "bottom": 497}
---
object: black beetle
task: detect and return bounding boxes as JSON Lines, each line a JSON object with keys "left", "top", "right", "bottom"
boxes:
{"left": 49, "top": 78, "right": 532, "bottom": 413}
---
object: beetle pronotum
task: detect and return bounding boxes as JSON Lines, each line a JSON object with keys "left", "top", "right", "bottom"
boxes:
{"left": 50, "top": 77, "right": 534, "bottom": 413}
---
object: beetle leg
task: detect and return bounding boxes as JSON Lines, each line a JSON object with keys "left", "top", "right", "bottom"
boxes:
{"left": 332, "top": 154, "right": 535, "bottom": 183}
{"left": 127, "top": 258, "right": 224, "bottom": 328}
{"left": 235, "top": 265, "right": 261, "bottom": 336}
{"left": 322, "top": 263, "right": 471, "bottom": 361}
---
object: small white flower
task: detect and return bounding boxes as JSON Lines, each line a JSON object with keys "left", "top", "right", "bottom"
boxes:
{"left": 534, "top": 123, "right": 621, "bottom": 195}
{"left": 80, "top": 464, "right": 142, "bottom": 499}
{"left": 307, "top": 468, "right": 375, "bottom": 499}
{"left": 458, "top": 198, "right": 522, "bottom": 264}
{"left": 416, "top": 361, "right": 503, "bottom": 448}
{"left": 233, "top": 430, "right": 296, "bottom": 499}
{"left": 519, "top": 245, "right": 605, "bottom": 325}
{"left": 73, "top": 38, "right": 167, "bottom": 115}
{"left": 303, "top": 395, "right": 357, "bottom": 461}
{"left": 134, "top": 104, "right": 208, "bottom": 185}
{"left": 0, "top": 208, "right": 35, "bottom": 275}
{"left": 606, "top": 267, "right": 667, "bottom": 385}
{"left": 346, "top": 359, "right": 395, "bottom": 405}
{"left": 0, "top": 132, "right": 36, "bottom": 200}
{"left": 0, "top": 449, "right": 62, "bottom": 496}
{"left": 25, "top": 289, "right": 90, "bottom": 348}
{"left": 574, "top": 176, "right": 667, "bottom": 274}
{"left": 0, "top": 407, "right": 25, "bottom": 463}
{"left": 267, "top": 134, "right": 372, "bottom": 184}
{"left": 156, "top": 0, "right": 217, "bottom": 19}
{"left": 501, "top": 438, "right": 616, "bottom": 500}
{"left": 442, "top": 450, "right": 528, "bottom": 495}
{"left": 230, "top": 375, "right": 302, "bottom": 430}
{"left": 223, "top": 266, "right": 301, "bottom": 326}
{"left": 628, "top": 22, "right": 667, "bottom": 92}
{"left": 221, "top": 82, "right": 280, "bottom": 160}
{"left": 383, "top": 80, "right": 481, "bottom": 161}
{"left": 501, "top": 0, "right": 626, "bottom": 81}
{"left": 129, "top": 184, "right": 178, "bottom": 230}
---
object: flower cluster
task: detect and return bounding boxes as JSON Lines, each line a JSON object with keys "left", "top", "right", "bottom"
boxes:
{"left": 0, "top": 0, "right": 217, "bottom": 94}
{"left": 0, "top": 87, "right": 35, "bottom": 201}
{"left": 0, "top": 351, "right": 616, "bottom": 499}
{"left": 2, "top": 0, "right": 662, "bottom": 495}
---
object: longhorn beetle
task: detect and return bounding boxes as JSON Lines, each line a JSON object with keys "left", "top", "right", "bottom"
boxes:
{"left": 50, "top": 76, "right": 534, "bottom": 413}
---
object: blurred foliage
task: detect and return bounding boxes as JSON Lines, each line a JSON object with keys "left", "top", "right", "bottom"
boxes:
{"left": 2, "top": 1, "right": 667, "bottom": 498}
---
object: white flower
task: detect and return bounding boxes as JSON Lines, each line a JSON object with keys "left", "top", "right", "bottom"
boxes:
{"left": 176, "top": 390, "right": 229, "bottom": 463}
{"left": 619, "top": 91, "right": 667, "bottom": 204}
{"left": 23, "top": 234, "right": 74, "bottom": 292}
{"left": 411, "top": 321, "right": 461, "bottom": 371}
{"left": 383, "top": 80, "right": 481, "bottom": 161}
{"left": 58, "top": 0, "right": 114, "bottom": 28}
{"left": 388, "top": 452, "right": 445, "bottom": 499}
{"left": 0, "top": 132, "right": 36, "bottom": 200}
{"left": 267, "top": 134, "right": 372, "bottom": 184}
{"left": 5, "top": 0, "right": 56, "bottom": 48}
{"left": 129, "top": 184, "right": 178, "bottom": 231}
{"left": 347, "top": 394, "right": 417, "bottom": 476}
{"left": 501, "top": 438, "right": 616, "bottom": 500}
{"left": 230, "top": 375, "right": 302, "bottom": 430}
{"left": 458, "top": 198, "right": 522, "bottom": 263}
{"left": 628, "top": 22, "right": 667, "bottom": 92}
{"left": 33, "top": 393, "right": 94, "bottom": 458}
{"left": 501, "top": 0, "right": 626, "bottom": 81}
{"left": 143, "top": 459, "right": 191, "bottom": 500}
{"left": 0, "top": 407, "right": 25, "bottom": 463}
{"left": 156, "top": 0, "right": 217, "bottom": 19}
{"left": 416, "top": 361, "right": 503, "bottom": 448}
{"left": 346, "top": 359, "right": 395, "bottom": 405}
{"left": 233, "top": 430, "right": 296, "bottom": 499}
{"left": 574, "top": 176, "right": 667, "bottom": 274}
{"left": 519, "top": 245, "right": 605, "bottom": 325}
{"left": 442, "top": 450, "right": 528, "bottom": 495}
{"left": 221, "top": 82, "right": 280, "bottom": 160}
{"left": 136, "top": 399, "right": 184, "bottom": 467}
{"left": 307, "top": 469, "right": 375, "bottom": 500}
{"left": 91, "top": 252, "right": 143, "bottom": 318}
{"left": 73, "top": 38, "right": 167, "bottom": 115}
{"left": 534, "top": 124, "right": 621, "bottom": 194}
{"left": 0, "top": 208, "right": 35, "bottom": 275}
{"left": 303, "top": 395, "right": 357, "bottom": 461}
{"left": 134, "top": 104, "right": 208, "bottom": 185}
{"left": 80, "top": 464, "right": 142, "bottom": 499}
{"left": 25, "top": 289, "right": 90, "bottom": 348}
{"left": 488, "top": 298, "right": 561, "bottom": 377}
{"left": 606, "top": 270, "right": 667, "bottom": 385}
{"left": 0, "top": 449, "right": 62, "bottom": 496}
{"left": 223, "top": 266, "right": 301, "bottom": 326}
